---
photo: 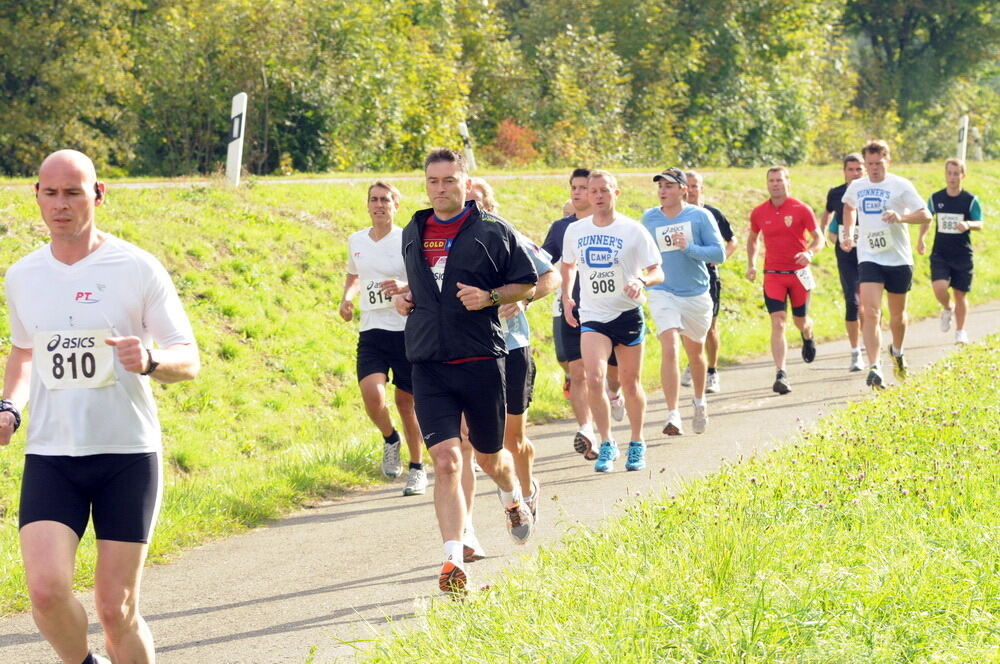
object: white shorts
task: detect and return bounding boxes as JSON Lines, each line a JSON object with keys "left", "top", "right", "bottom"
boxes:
{"left": 648, "top": 289, "right": 713, "bottom": 343}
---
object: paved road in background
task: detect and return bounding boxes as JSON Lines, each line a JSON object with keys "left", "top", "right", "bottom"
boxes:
{"left": 1, "top": 304, "right": 997, "bottom": 663}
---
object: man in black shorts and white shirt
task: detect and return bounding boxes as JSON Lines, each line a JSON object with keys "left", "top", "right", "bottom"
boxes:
{"left": 841, "top": 140, "right": 931, "bottom": 389}
{"left": 339, "top": 181, "right": 426, "bottom": 496}
{"left": 1, "top": 150, "right": 200, "bottom": 664}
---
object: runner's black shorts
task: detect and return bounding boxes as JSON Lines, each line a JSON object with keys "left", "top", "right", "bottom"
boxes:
{"left": 580, "top": 307, "right": 645, "bottom": 347}
{"left": 858, "top": 261, "right": 913, "bottom": 294}
{"left": 19, "top": 453, "right": 161, "bottom": 543}
{"left": 412, "top": 358, "right": 505, "bottom": 454}
{"left": 708, "top": 273, "right": 722, "bottom": 318}
{"left": 553, "top": 314, "right": 618, "bottom": 366}
{"left": 356, "top": 329, "right": 413, "bottom": 393}
{"left": 505, "top": 346, "right": 535, "bottom": 416}
{"left": 929, "top": 254, "right": 973, "bottom": 292}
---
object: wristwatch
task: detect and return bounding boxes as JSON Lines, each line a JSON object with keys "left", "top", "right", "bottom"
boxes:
{"left": 141, "top": 348, "right": 159, "bottom": 376}
{"left": 488, "top": 289, "right": 501, "bottom": 307}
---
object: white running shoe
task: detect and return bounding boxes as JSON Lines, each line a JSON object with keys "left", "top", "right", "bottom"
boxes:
{"left": 692, "top": 400, "right": 708, "bottom": 434}
{"left": 403, "top": 467, "right": 427, "bottom": 496}
{"left": 462, "top": 527, "right": 486, "bottom": 562}
{"left": 662, "top": 410, "right": 683, "bottom": 436}
{"left": 609, "top": 393, "right": 626, "bottom": 422}
{"left": 705, "top": 371, "right": 720, "bottom": 393}
{"left": 955, "top": 329, "right": 969, "bottom": 345}
{"left": 381, "top": 439, "right": 402, "bottom": 478}
{"left": 849, "top": 350, "right": 864, "bottom": 372}
{"left": 680, "top": 366, "right": 692, "bottom": 387}
{"left": 940, "top": 308, "right": 953, "bottom": 332}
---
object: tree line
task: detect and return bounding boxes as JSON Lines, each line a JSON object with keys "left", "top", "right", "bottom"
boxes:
{"left": 1, "top": 0, "right": 998, "bottom": 176}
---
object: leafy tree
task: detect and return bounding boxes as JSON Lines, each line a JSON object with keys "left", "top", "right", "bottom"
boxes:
{"left": 0, "top": 0, "right": 138, "bottom": 175}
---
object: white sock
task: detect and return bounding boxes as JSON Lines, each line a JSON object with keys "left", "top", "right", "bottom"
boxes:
{"left": 499, "top": 486, "right": 522, "bottom": 508}
{"left": 891, "top": 345, "right": 903, "bottom": 357}
{"left": 607, "top": 389, "right": 622, "bottom": 401}
{"left": 851, "top": 347, "right": 861, "bottom": 353}
{"left": 668, "top": 409, "right": 680, "bottom": 419}
{"left": 692, "top": 398, "right": 707, "bottom": 407}
{"left": 444, "top": 540, "right": 464, "bottom": 564}
{"left": 579, "top": 422, "right": 595, "bottom": 435}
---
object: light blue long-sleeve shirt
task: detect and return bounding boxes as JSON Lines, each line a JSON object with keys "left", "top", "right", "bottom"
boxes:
{"left": 641, "top": 204, "right": 726, "bottom": 297}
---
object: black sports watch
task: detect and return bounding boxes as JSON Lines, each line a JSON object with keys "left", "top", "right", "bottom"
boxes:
{"left": 140, "top": 348, "right": 159, "bottom": 376}
{"left": 0, "top": 399, "right": 21, "bottom": 432}
{"left": 488, "top": 289, "right": 501, "bottom": 307}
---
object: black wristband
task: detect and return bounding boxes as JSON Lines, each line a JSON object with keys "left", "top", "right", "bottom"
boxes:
{"left": 0, "top": 399, "right": 21, "bottom": 432}
{"left": 140, "top": 348, "right": 159, "bottom": 376}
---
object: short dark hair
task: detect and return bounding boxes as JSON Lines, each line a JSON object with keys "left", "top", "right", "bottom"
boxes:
{"left": 861, "top": 140, "right": 890, "bottom": 159}
{"left": 569, "top": 168, "right": 591, "bottom": 183}
{"left": 424, "top": 148, "right": 467, "bottom": 174}
{"left": 843, "top": 152, "right": 863, "bottom": 167}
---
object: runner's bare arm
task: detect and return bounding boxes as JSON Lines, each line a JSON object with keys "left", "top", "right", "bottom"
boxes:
{"left": 795, "top": 224, "right": 824, "bottom": 266}
{"left": 532, "top": 268, "right": 561, "bottom": 302}
{"left": 840, "top": 205, "right": 856, "bottom": 252}
{"left": 745, "top": 228, "right": 760, "bottom": 280}
{"left": 455, "top": 282, "right": 535, "bottom": 311}
{"left": 105, "top": 337, "right": 199, "bottom": 384}
{"left": 339, "top": 273, "right": 360, "bottom": 321}
{"left": 917, "top": 219, "right": 931, "bottom": 255}
{"left": 0, "top": 346, "right": 32, "bottom": 446}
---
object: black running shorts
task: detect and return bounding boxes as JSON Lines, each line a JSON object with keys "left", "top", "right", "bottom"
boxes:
{"left": 580, "top": 307, "right": 645, "bottom": 347}
{"left": 412, "top": 359, "right": 506, "bottom": 454}
{"left": 19, "top": 453, "right": 161, "bottom": 543}
{"left": 858, "top": 262, "right": 913, "bottom": 294}
{"left": 929, "top": 254, "right": 973, "bottom": 292}
{"left": 356, "top": 329, "right": 413, "bottom": 393}
{"left": 553, "top": 315, "right": 618, "bottom": 366}
{"left": 504, "top": 346, "right": 535, "bottom": 416}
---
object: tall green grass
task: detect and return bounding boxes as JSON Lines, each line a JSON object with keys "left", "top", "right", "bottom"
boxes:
{"left": 364, "top": 336, "right": 999, "bottom": 663}
{"left": 0, "top": 163, "right": 996, "bottom": 614}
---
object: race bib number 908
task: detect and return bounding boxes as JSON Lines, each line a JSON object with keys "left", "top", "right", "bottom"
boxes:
{"left": 33, "top": 329, "right": 117, "bottom": 391}
{"left": 586, "top": 266, "right": 623, "bottom": 298}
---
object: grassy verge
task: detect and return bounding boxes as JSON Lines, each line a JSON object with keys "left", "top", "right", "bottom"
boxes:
{"left": 363, "top": 336, "right": 999, "bottom": 663}
{"left": 0, "top": 163, "right": 997, "bottom": 614}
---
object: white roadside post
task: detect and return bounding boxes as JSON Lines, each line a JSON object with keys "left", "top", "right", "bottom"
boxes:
{"left": 226, "top": 92, "right": 248, "bottom": 186}
{"left": 458, "top": 121, "right": 477, "bottom": 173}
{"left": 956, "top": 114, "right": 969, "bottom": 162}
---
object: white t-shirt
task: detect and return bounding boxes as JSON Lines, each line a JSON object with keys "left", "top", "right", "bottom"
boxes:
{"left": 5, "top": 235, "right": 196, "bottom": 456}
{"left": 843, "top": 173, "right": 925, "bottom": 266}
{"left": 561, "top": 213, "right": 661, "bottom": 323}
{"left": 346, "top": 226, "right": 407, "bottom": 333}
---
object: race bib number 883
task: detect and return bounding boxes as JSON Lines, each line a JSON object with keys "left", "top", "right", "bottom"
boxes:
{"left": 33, "top": 329, "right": 117, "bottom": 391}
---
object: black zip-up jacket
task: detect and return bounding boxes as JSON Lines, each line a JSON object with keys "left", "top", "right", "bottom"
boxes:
{"left": 402, "top": 202, "right": 537, "bottom": 363}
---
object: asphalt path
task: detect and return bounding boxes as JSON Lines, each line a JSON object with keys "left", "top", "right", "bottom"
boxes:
{"left": 1, "top": 303, "right": 997, "bottom": 663}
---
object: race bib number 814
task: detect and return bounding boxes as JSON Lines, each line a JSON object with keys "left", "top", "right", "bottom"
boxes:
{"left": 33, "top": 329, "right": 117, "bottom": 391}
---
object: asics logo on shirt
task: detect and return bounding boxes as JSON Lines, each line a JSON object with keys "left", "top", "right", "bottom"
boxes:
{"left": 46, "top": 334, "right": 97, "bottom": 352}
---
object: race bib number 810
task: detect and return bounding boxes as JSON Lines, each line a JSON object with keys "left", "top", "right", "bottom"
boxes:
{"left": 34, "top": 329, "right": 117, "bottom": 391}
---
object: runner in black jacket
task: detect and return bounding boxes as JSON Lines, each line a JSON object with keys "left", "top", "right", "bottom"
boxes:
{"left": 394, "top": 148, "right": 537, "bottom": 596}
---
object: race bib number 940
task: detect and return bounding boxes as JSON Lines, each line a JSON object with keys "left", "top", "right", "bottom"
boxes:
{"left": 863, "top": 228, "right": 895, "bottom": 253}
{"left": 33, "top": 329, "right": 116, "bottom": 391}
{"left": 361, "top": 279, "right": 393, "bottom": 311}
{"left": 586, "top": 266, "right": 623, "bottom": 298}
{"left": 937, "top": 213, "right": 964, "bottom": 234}
{"left": 655, "top": 222, "right": 693, "bottom": 253}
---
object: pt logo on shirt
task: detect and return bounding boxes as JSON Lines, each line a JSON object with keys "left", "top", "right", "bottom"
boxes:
{"left": 74, "top": 291, "right": 100, "bottom": 304}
